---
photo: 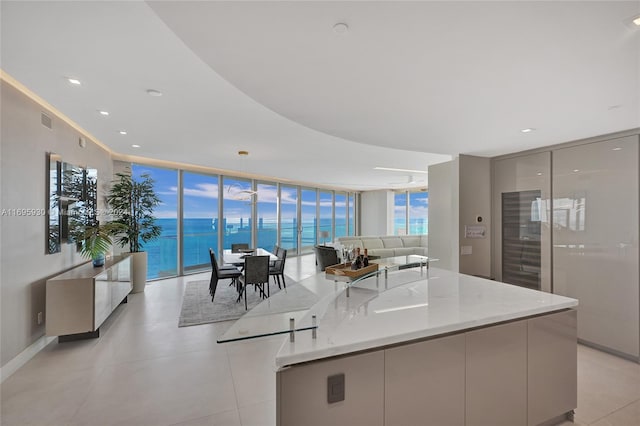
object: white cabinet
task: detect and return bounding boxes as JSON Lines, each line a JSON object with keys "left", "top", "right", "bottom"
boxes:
{"left": 466, "top": 321, "right": 528, "bottom": 426}
{"left": 528, "top": 310, "right": 577, "bottom": 426}
{"left": 277, "top": 351, "right": 385, "bottom": 426}
{"left": 46, "top": 255, "right": 132, "bottom": 339}
{"left": 385, "top": 334, "right": 465, "bottom": 425}
{"left": 552, "top": 136, "right": 639, "bottom": 358}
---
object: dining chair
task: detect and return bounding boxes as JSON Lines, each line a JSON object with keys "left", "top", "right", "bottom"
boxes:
{"left": 231, "top": 243, "right": 250, "bottom": 253}
{"left": 313, "top": 245, "right": 339, "bottom": 271}
{"left": 237, "top": 255, "right": 270, "bottom": 310}
{"left": 269, "top": 248, "right": 287, "bottom": 289}
{"left": 270, "top": 245, "right": 281, "bottom": 267}
{"left": 209, "top": 249, "right": 241, "bottom": 301}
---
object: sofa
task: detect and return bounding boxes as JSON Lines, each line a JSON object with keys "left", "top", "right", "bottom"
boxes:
{"left": 336, "top": 235, "right": 428, "bottom": 259}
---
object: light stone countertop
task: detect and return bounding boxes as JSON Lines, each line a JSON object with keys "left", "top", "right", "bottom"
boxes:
{"left": 275, "top": 267, "right": 578, "bottom": 368}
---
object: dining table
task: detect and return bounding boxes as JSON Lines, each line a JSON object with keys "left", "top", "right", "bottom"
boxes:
{"left": 222, "top": 248, "right": 279, "bottom": 267}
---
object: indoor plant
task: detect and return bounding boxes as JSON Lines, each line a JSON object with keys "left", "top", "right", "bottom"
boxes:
{"left": 107, "top": 172, "right": 161, "bottom": 292}
{"left": 78, "top": 222, "right": 125, "bottom": 266}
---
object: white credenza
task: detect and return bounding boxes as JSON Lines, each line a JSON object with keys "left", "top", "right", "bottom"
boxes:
{"left": 46, "top": 255, "right": 132, "bottom": 341}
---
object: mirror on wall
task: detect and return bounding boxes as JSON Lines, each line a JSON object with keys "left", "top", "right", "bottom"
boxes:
{"left": 47, "top": 153, "right": 62, "bottom": 253}
{"left": 46, "top": 152, "right": 98, "bottom": 254}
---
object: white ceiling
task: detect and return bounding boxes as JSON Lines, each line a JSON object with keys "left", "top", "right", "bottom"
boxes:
{"left": 2, "top": 1, "right": 639, "bottom": 191}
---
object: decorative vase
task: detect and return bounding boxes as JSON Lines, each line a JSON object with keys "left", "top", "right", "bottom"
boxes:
{"left": 92, "top": 253, "right": 105, "bottom": 267}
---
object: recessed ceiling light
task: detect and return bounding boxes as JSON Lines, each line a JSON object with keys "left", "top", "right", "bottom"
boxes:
{"left": 98, "top": 110, "right": 109, "bottom": 116}
{"left": 521, "top": 128, "right": 535, "bottom": 133}
{"left": 131, "top": 144, "right": 140, "bottom": 148}
{"left": 573, "top": 169, "right": 580, "bottom": 173}
{"left": 624, "top": 15, "right": 640, "bottom": 29}
{"left": 67, "top": 78, "right": 81, "bottom": 85}
{"left": 612, "top": 147, "right": 622, "bottom": 151}
{"left": 119, "top": 130, "right": 128, "bottom": 135}
{"left": 537, "top": 172, "right": 543, "bottom": 176}
{"left": 333, "top": 23, "right": 349, "bottom": 34}
{"left": 146, "top": 89, "right": 163, "bottom": 97}
{"left": 374, "top": 167, "right": 428, "bottom": 174}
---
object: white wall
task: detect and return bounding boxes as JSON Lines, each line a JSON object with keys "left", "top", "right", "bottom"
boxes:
{"left": 427, "top": 158, "right": 459, "bottom": 272}
{"left": 0, "top": 80, "right": 113, "bottom": 367}
{"left": 360, "top": 189, "right": 394, "bottom": 236}
{"left": 458, "top": 155, "right": 491, "bottom": 278}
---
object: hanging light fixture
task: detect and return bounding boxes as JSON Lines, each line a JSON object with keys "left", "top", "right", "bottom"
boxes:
{"left": 227, "top": 150, "right": 258, "bottom": 202}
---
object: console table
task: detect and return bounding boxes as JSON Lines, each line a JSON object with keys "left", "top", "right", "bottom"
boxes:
{"left": 46, "top": 254, "right": 132, "bottom": 341}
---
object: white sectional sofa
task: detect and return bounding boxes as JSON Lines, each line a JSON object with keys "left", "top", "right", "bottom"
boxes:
{"left": 336, "top": 235, "right": 428, "bottom": 259}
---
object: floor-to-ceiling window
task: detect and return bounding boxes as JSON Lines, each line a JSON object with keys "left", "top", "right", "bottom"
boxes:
{"left": 394, "top": 191, "right": 407, "bottom": 235}
{"left": 132, "top": 164, "right": 178, "bottom": 279}
{"left": 409, "top": 190, "right": 428, "bottom": 235}
{"left": 394, "top": 190, "right": 429, "bottom": 236}
{"left": 280, "top": 185, "right": 298, "bottom": 251}
{"left": 182, "top": 172, "right": 218, "bottom": 273}
{"left": 256, "top": 182, "right": 278, "bottom": 252}
{"left": 222, "top": 177, "right": 252, "bottom": 251}
{"left": 135, "top": 162, "right": 359, "bottom": 277}
{"left": 335, "top": 192, "right": 347, "bottom": 238}
{"left": 319, "top": 191, "right": 333, "bottom": 243}
{"left": 300, "top": 188, "right": 317, "bottom": 253}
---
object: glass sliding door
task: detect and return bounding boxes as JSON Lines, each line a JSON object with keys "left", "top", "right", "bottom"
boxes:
{"left": 335, "top": 192, "right": 347, "bottom": 238}
{"left": 348, "top": 193, "right": 355, "bottom": 236}
{"left": 280, "top": 185, "right": 298, "bottom": 252}
{"left": 256, "top": 182, "right": 278, "bottom": 252}
{"left": 409, "top": 191, "right": 428, "bottom": 235}
{"left": 394, "top": 192, "right": 407, "bottom": 235}
{"left": 319, "top": 191, "right": 333, "bottom": 244}
{"left": 222, "top": 177, "right": 252, "bottom": 252}
{"left": 132, "top": 164, "right": 178, "bottom": 279}
{"left": 182, "top": 172, "right": 218, "bottom": 273}
{"left": 300, "top": 188, "right": 317, "bottom": 253}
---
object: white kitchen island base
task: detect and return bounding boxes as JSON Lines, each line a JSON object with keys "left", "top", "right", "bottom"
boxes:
{"left": 275, "top": 269, "right": 578, "bottom": 426}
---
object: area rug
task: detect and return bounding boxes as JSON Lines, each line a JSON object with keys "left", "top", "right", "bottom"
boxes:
{"left": 178, "top": 276, "right": 318, "bottom": 327}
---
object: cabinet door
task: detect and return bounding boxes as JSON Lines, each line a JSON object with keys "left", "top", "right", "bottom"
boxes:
{"left": 552, "top": 136, "right": 639, "bottom": 358}
{"left": 94, "top": 274, "right": 112, "bottom": 329}
{"left": 277, "top": 351, "right": 384, "bottom": 426}
{"left": 385, "top": 334, "right": 465, "bottom": 426}
{"left": 466, "top": 321, "right": 527, "bottom": 426}
{"left": 528, "top": 310, "right": 577, "bottom": 426}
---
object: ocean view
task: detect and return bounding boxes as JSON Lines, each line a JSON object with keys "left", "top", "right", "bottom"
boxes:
{"left": 143, "top": 217, "right": 427, "bottom": 279}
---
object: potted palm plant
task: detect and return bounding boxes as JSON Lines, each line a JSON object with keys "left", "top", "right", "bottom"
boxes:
{"left": 107, "top": 172, "right": 161, "bottom": 293}
{"left": 79, "top": 222, "right": 126, "bottom": 266}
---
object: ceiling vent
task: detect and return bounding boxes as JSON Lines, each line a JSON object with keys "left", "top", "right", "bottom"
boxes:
{"left": 40, "top": 112, "right": 52, "bottom": 129}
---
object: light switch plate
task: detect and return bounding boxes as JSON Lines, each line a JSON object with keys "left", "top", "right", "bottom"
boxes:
{"left": 327, "top": 373, "right": 345, "bottom": 403}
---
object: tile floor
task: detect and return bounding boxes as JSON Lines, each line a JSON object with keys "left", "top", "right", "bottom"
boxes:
{"left": 1, "top": 254, "right": 639, "bottom": 426}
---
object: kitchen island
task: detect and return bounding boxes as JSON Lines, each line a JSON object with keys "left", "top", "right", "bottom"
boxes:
{"left": 275, "top": 267, "right": 578, "bottom": 426}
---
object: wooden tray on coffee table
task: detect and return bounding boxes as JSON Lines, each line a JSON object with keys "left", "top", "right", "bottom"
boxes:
{"left": 325, "top": 262, "right": 378, "bottom": 279}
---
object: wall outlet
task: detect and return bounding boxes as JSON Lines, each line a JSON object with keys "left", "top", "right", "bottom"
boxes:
{"left": 37, "top": 312, "right": 43, "bottom": 325}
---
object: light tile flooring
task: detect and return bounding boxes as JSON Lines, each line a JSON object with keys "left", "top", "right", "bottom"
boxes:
{"left": 2, "top": 254, "right": 639, "bottom": 426}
